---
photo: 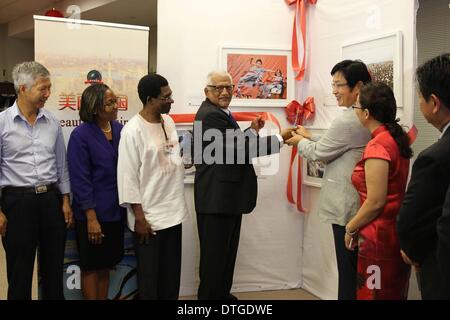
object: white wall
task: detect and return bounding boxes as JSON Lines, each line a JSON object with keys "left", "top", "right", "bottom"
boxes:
{"left": 299, "top": 0, "right": 420, "bottom": 300}
{"left": 158, "top": 0, "right": 305, "bottom": 296}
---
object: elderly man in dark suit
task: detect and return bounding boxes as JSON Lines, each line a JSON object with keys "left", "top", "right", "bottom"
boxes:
{"left": 193, "top": 70, "right": 293, "bottom": 300}
{"left": 397, "top": 53, "right": 450, "bottom": 299}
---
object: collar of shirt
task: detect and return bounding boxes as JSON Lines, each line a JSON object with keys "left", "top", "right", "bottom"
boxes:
{"left": 440, "top": 121, "right": 450, "bottom": 139}
{"left": 344, "top": 105, "right": 354, "bottom": 112}
{"left": 11, "top": 101, "right": 49, "bottom": 123}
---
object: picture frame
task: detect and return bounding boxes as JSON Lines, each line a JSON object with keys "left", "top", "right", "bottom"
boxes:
{"left": 302, "top": 158, "right": 326, "bottom": 188}
{"left": 176, "top": 125, "right": 195, "bottom": 184}
{"left": 301, "top": 129, "right": 326, "bottom": 187}
{"left": 219, "top": 45, "right": 294, "bottom": 107}
{"left": 341, "top": 31, "right": 403, "bottom": 107}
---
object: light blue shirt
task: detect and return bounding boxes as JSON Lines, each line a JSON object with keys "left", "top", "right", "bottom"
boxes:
{"left": 0, "top": 101, "right": 70, "bottom": 194}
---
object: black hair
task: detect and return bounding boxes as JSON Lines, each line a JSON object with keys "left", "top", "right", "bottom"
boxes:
{"left": 359, "top": 82, "right": 413, "bottom": 159}
{"left": 79, "top": 83, "right": 110, "bottom": 123}
{"left": 416, "top": 53, "right": 450, "bottom": 110}
{"left": 331, "top": 60, "right": 372, "bottom": 89}
{"left": 138, "top": 73, "right": 169, "bottom": 105}
{"left": 256, "top": 59, "right": 263, "bottom": 64}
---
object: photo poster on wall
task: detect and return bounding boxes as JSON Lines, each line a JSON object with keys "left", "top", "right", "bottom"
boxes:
{"left": 220, "top": 46, "right": 294, "bottom": 107}
{"left": 341, "top": 31, "right": 403, "bottom": 107}
{"left": 34, "top": 15, "right": 149, "bottom": 300}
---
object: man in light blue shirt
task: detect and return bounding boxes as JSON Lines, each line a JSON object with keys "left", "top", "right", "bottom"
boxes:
{"left": 0, "top": 61, "right": 73, "bottom": 300}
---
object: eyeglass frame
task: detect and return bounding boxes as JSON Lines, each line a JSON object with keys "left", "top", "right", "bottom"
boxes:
{"left": 146, "top": 95, "right": 174, "bottom": 103}
{"left": 331, "top": 82, "right": 349, "bottom": 90}
{"left": 103, "top": 98, "right": 118, "bottom": 109}
{"left": 207, "top": 85, "right": 235, "bottom": 93}
{"left": 158, "top": 95, "right": 174, "bottom": 102}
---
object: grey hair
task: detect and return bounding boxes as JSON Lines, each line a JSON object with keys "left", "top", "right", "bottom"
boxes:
{"left": 205, "top": 70, "right": 233, "bottom": 87}
{"left": 12, "top": 61, "right": 50, "bottom": 92}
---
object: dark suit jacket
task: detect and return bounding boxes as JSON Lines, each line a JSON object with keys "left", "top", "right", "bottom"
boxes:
{"left": 194, "top": 99, "right": 280, "bottom": 214}
{"left": 438, "top": 184, "right": 450, "bottom": 287}
{"left": 397, "top": 128, "right": 450, "bottom": 298}
{"left": 67, "top": 121, "right": 125, "bottom": 222}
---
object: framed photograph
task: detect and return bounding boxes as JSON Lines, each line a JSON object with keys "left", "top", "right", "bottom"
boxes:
{"left": 302, "top": 159, "right": 325, "bottom": 188}
{"left": 341, "top": 31, "right": 403, "bottom": 107}
{"left": 219, "top": 45, "right": 294, "bottom": 107}
{"left": 176, "top": 125, "right": 195, "bottom": 184}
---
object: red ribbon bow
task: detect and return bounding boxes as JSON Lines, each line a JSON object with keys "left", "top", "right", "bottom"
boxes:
{"left": 285, "top": 97, "right": 315, "bottom": 126}
{"left": 285, "top": 0, "right": 317, "bottom": 81}
{"left": 284, "top": 97, "right": 315, "bottom": 213}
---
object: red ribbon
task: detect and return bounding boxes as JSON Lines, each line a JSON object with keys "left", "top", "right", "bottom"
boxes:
{"left": 407, "top": 124, "right": 418, "bottom": 145}
{"left": 285, "top": 0, "right": 317, "bottom": 81}
{"left": 170, "top": 112, "right": 281, "bottom": 129}
{"left": 284, "top": 98, "right": 315, "bottom": 213}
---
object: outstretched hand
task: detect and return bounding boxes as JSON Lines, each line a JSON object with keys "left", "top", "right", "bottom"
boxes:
{"left": 251, "top": 115, "right": 265, "bottom": 133}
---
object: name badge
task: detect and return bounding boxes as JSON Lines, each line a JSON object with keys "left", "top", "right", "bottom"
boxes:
{"left": 164, "top": 143, "right": 175, "bottom": 154}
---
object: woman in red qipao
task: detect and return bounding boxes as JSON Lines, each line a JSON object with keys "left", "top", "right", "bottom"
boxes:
{"left": 345, "top": 82, "right": 412, "bottom": 300}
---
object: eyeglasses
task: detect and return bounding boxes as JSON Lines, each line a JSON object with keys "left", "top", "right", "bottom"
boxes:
{"left": 158, "top": 95, "right": 173, "bottom": 102}
{"left": 331, "top": 82, "right": 348, "bottom": 89}
{"left": 207, "top": 85, "right": 235, "bottom": 93}
{"left": 104, "top": 99, "right": 118, "bottom": 108}
{"left": 351, "top": 105, "right": 364, "bottom": 110}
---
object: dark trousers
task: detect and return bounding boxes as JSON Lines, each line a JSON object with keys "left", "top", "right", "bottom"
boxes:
{"left": 196, "top": 213, "right": 242, "bottom": 300}
{"left": 1, "top": 189, "right": 66, "bottom": 300}
{"left": 419, "top": 252, "right": 450, "bottom": 299}
{"left": 134, "top": 223, "right": 182, "bottom": 300}
{"left": 332, "top": 224, "right": 358, "bottom": 300}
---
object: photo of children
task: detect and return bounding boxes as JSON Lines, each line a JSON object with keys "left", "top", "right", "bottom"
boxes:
{"left": 227, "top": 54, "right": 288, "bottom": 100}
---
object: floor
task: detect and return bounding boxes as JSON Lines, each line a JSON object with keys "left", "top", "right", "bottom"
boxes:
{"left": 0, "top": 245, "right": 318, "bottom": 300}
{"left": 180, "top": 289, "right": 319, "bottom": 300}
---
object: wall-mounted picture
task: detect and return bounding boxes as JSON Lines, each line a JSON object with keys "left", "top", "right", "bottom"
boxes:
{"left": 302, "top": 159, "right": 325, "bottom": 188}
{"left": 220, "top": 46, "right": 294, "bottom": 107}
{"left": 341, "top": 31, "right": 403, "bottom": 107}
{"left": 177, "top": 127, "right": 195, "bottom": 184}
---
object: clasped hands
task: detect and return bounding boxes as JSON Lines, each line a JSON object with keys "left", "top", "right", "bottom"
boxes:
{"left": 249, "top": 116, "right": 311, "bottom": 145}
{"left": 284, "top": 126, "right": 312, "bottom": 146}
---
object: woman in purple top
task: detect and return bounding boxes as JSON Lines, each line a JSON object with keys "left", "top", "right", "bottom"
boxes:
{"left": 67, "top": 83, "right": 125, "bottom": 300}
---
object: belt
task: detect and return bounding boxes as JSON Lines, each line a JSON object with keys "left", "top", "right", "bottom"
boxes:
{"left": 2, "top": 183, "right": 58, "bottom": 195}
